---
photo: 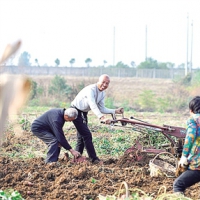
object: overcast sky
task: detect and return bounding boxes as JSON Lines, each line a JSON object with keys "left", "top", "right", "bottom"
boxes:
{"left": 0, "top": 0, "right": 200, "bottom": 67}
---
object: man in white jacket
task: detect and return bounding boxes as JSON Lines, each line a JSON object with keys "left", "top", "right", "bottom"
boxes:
{"left": 71, "top": 74, "right": 124, "bottom": 164}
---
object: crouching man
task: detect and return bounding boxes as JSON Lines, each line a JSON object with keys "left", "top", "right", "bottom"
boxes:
{"left": 31, "top": 108, "right": 81, "bottom": 164}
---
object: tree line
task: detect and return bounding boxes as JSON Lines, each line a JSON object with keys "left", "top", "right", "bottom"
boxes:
{"left": 5, "top": 51, "right": 186, "bottom": 69}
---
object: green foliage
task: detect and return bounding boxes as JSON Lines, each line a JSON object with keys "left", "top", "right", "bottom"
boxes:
{"left": 55, "top": 58, "right": 60, "bottom": 66}
{"left": 29, "top": 79, "right": 44, "bottom": 101}
{"left": 105, "top": 97, "right": 115, "bottom": 109}
{"left": 35, "top": 58, "right": 39, "bottom": 67}
{"left": 120, "top": 99, "right": 131, "bottom": 111}
{"left": 93, "top": 130, "right": 137, "bottom": 156}
{"left": 77, "top": 81, "right": 85, "bottom": 91}
{"left": 114, "top": 61, "right": 129, "bottom": 68}
{"left": 85, "top": 58, "right": 92, "bottom": 67}
{"left": 156, "top": 97, "right": 170, "bottom": 113}
{"left": 29, "top": 79, "right": 37, "bottom": 99}
{"left": 137, "top": 57, "right": 158, "bottom": 69}
{"left": 37, "top": 86, "right": 44, "bottom": 96}
{"left": 90, "top": 177, "right": 97, "bottom": 184}
{"left": 69, "top": 58, "right": 75, "bottom": 67}
{"left": 19, "top": 118, "right": 31, "bottom": 131}
{"left": 0, "top": 189, "right": 24, "bottom": 200}
{"left": 137, "top": 57, "right": 174, "bottom": 69}
{"left": 179, "top": 73, "right": 192, "bottom": 86}
{"left": 137, "top": 90, "right": 156, "bottom": 111}
{"left": 48, "top": 75, "right": 72, "bottom": 99}
{"left": 191, "top": 70, "right": 200, "bottom": 86}
{"left": 22, "top": 106, "right": 50, "bottom": 113}
{"left": 18, "top": 51, "right": 31, "bottom": 67}
{"left": 135, "top": 88, "right": 186, "bottom": 112}
{"left": 27, "top": 99, "right": 40, "bottom": 106}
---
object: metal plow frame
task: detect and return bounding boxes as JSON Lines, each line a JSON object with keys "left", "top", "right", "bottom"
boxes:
{"left": 108, "top": 114, "right": 187, "bottom": 161}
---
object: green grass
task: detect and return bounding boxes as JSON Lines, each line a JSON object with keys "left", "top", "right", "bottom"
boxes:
{"left": 21, "top": 106, "right": 50, "bottom": 113}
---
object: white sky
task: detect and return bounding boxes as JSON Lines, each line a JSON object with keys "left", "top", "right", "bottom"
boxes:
{"left": 0, "top": 0, "right": 200, "bottom": 67}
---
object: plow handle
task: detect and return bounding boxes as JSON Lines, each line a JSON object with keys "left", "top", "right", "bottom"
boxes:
{"left": 163, "top": 125, "right": 186, "bottom": 138}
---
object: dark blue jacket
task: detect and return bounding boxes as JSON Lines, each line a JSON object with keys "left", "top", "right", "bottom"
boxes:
{"left": 31, "top": 108, "right": 72, "bottom": 150}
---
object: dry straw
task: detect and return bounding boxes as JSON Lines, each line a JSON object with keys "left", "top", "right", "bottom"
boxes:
{"left": 98, "top": 182, "right": 193, "bottom": 200}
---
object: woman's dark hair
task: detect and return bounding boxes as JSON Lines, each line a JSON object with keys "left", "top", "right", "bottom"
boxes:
{"left": 189, "top": 96, "right": 200, "bottom": 114}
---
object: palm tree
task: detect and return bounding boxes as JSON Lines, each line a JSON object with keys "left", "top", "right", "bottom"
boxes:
{"left": 69, "top": 58, "right": 75, "bottom": 67}
{"left": 85, "top": 58, "right": 92, "bottom": 67}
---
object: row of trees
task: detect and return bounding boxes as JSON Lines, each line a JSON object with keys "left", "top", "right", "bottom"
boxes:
{"left": 11, "top": 51, "right": 186, "bottom": 69}
{"left": 17, "top": 52, "right": 93, "bottom": 67}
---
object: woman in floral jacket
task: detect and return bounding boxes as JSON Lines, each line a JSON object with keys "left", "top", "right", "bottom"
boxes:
{"left": 173, "top": 96, "right": 200, "bottom": 194}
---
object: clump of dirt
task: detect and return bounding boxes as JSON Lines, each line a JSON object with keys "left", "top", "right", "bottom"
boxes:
{"left": 0, "top": 131, "right": 199, "bottom": 200}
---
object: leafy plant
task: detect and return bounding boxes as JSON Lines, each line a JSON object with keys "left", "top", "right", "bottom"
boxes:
{"left": 91, "top": 177, "right": 97, "bottom": 184}
{"left": 19, "top": 118, "right": 31, "bottom": 131}
{"left": 0, "top": 189, "right": 24, "bottom": 200}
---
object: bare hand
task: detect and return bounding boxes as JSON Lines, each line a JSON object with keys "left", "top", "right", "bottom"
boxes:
{"left": 115, "top": 107, "right": 124, "bottom": 114}
{"left": 58, "top": 143, "right": 62, "bottom": 148}
{"left": 69, "top": 149, "right": 81, "bottom": 159}
{"left": 101, "top": 118, "right": 112, "bottom": 124}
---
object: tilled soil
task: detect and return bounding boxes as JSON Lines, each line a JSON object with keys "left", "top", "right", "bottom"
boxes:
{"left": 0, "top": 131, "right": 199, "bottom": 200}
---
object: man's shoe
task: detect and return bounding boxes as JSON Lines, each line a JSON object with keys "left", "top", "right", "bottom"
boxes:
{"left": 92, "top": 159, "right": 103, "bottom": 165}
{"left": 173, "top": 192, "right": 184, "bottom": 196}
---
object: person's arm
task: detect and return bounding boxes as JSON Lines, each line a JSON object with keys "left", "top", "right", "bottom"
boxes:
{"left": 51, "top": 121, "right": 72, "bottom": 150}
{"left": 182, "top": 118, "right": 197, "bottom": 157}
{"left": 179, "top": 118, "right": 197, "bottom": 167}
{"left": 86, "top": 89, "right": 106, "bottom": 119}
{"left": 98, "top": 98, "right": 115, "bottom": 114}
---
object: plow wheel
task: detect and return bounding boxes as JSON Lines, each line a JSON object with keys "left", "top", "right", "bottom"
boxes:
{"left": 124, "top": 146, "right": 146, "bottom": 162}
{"left": 117, "top": 147, "right": 152, "bottom": 167}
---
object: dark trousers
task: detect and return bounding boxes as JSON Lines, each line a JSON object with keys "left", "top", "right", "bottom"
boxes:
{"left": 72, "top": 109, "right": 98, "bottom": 162}
{"left": 31, "top": 129, "right": 61, "bottom": 163}
{"left": 173, "top": 169, "right": 200, "bottom": 193}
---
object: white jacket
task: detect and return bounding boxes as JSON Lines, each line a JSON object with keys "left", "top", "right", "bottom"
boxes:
{"left": 71, "top": 83, "right": 115, "bottom": 119}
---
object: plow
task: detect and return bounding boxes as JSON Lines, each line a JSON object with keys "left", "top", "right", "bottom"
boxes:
{"left": 108, "top": 114, "right": 186, "bottom": 161}
{"left": 102, "top": 114, "right": 187, "bottom": 177}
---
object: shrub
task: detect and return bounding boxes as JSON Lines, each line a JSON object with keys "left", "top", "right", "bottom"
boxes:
{"left": 105, "top": 97, "right": 115, "bottom": 109}
{"left": 156, "top": 97, "right": 170, "bottom": 113}
{"left": 120, "top": 99, "right": 131, "bottom": 111}
{"left": 29, "top": 79, "right": 37, "bottom": 99}
{"left": 137, "top": 90, "right": 156, "bottom": 111}
{"left": 48, "top": 75, "right": 72, "bottom": 99}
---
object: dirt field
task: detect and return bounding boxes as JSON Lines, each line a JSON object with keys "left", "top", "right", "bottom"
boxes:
{"left": 0, "top": 117, "right": 199, "bottom": 200}
{"left": 0, "top": 77, "right": 199, "bottom": 200}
